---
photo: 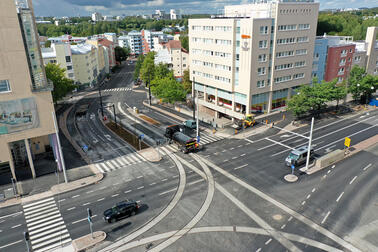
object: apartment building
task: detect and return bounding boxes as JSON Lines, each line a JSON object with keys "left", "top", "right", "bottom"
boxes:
{"left": 189, "top": 0, "right": 319, "bottom": 119}
{"left": 87, "top": 38, "right": 116, "bottom": 68}
{"left": 142, "top": 30, "right": 167, "bottom": 54}
{"left": 103, "top": 32, "right": 118, "bottom": 45}
{"left": 128, "top": 30, "right": 143, "bottom": 55}
{"left": 71, "top": 44, "right": 98, "bottom": 86}
{"left": 0, "top": 0, "right": 62, "bottom": 183}
{"left": 41, "top": 43, "right": 75, "bottom": 80}
{"left": 356, "top": 26, "right": 378, "bottom": 75}
{"left": 154, "top": 40, "right": 189, "bottom": 77}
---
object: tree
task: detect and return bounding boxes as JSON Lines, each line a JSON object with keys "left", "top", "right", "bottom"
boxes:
{"left": 359, "top": 74, "right": 378, "bottom": 104}
{"left": 133, "top": 54, "right": 145, "bottom": 81}
{"left": 140, "top": 52, "right": 155, "bottom": 83}
{"left": 154, "top": 63, "right": 173, "bottom": 80}
{"left": 287, "top": 86, "right": 311, "bottom": 118}
{"left": 44, "top": 40, "right": 51, "bottom": 48}
{"left": 348, "top": 65, "right": 367, "bottom": 101}
{"left": 115, "top": 46, "right": 129, "bottom": 62}
{"left": 327, "top": 79, "right": 347, "bottom": 111}
{"left": 182, "top": 69, "right": 192, "bottom": 93}
{"left": 179, "top": 35, "right": 189, "bottom": 51}
{"left": 150, "top": 77, "right": 186, "bottom": 103}
{"left": 45, "top": 63, "right": 76, "bottom": 104}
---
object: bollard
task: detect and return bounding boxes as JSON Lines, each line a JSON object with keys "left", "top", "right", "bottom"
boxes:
{"left": 235, "top": 129, "right": 238, "bottom": 135}
{"left": 283, "top": 115, "right": 285, "bottom": 120}
{"left": 265, "top": 119, "right": 268, "bottom": 125}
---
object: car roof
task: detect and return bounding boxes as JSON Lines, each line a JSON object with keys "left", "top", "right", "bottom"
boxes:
{"left": 291, "top": 146, "right": 313, "bottom": 155}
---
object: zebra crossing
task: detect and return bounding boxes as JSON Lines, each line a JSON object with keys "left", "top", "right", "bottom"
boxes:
{"left": 102, "top": 87, "right": 132, "bottom": 92}
{"left": 95, "top": 152, "right": 146, "bottom": 173}
{"left": 23, "top": 197, "right": 71, "bottom": 252}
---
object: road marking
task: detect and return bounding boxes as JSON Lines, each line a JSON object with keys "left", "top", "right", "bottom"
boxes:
{"left": 349, "top": 176, "right": 358, "bottom": 185}
{"left": 240, "top": 153, "right": 246, "bottom": 157}
{"left": 99, "top": 186, "right": 106, "bottom": 190}
{"left": 306, "top": 194, "right": 311, "bottom": 199}
{"left": 67, "top": 207, "right": 76, "bottom": 211}
{"left": 137, "top": 176, "right": 143, "bottom": 179}
{"left": 72, "top": 218, "right": 86, "bottom": 224}
{"left": 327, "top": 170, "right": 331, "bottom": 174}
{"left": 0, "top": 240, "right": 23, "bottom": 249}
{"left": 232, "top": 156, "right": 237, "bottom": 160}
{"left": 237, "top": 145, "right": 243, "bottom": 148}
{"left": 245, "top": 142, "right": 251, "bottom": 145}
{"left": 114, "top": 182, "right": 120, "bottom": 186}
{"left": 169, "top": 166, "right": 175, "bottom": 169}
{"left": 281, "top": 224, "right": 286, "bottom": 229}
{"left": 312, "top": 188, "right": 316, "bottom": 193}
{"left": 222, "top": 150, "right": 226, "bottom": 152}
{"left": 322, "top": 175, "right": 327, "bottom": 179}
{"left": 336, "top": 192, "right": 344, "bottom": 202}
{"left": 321, "top": 211, "right": 331, "bottom": 224}
{"left": 172, "top": 175, "right": 179, "bottom": 178}
{"left": 72, "top": 195, "right": 80, "bottom": 198}
{"left": 245, "top": 139, "right": 254, "bottom": 144}
{"left": 224, "top": 159, "right": 229, "bottom": 162}
{"left": 301, "top": 201, "right": 306, "bottom": 205}
{"left": 124, "top": 190, "right": 132, "bottom": 194}
{"left": 97, "top": 198, "right": 105, "bottom": 202}
{"left": 161, "top": 178, "right": 168, "bottom": 182}
{"left": 234, "top": 164, "right": 248, "bottom": 170}
{"left": 288, "top": 216, "right": 293, "bottom": 222}
{"left": 58, "top": 199, "right": 65, "bottom": 203}
{"left": 256, "top": 248, "right": 262, "bottom": 252}
{"left": 265, "top": 138, "right": 295, "bottom": 150}
{"left": 332, "top": 165, "right": 335, "bottom": 169}
{"left": 265, "top": 238, "right": 272, "bottom": 245}
{"left": 363, "top": 163, "right": 372, "bottom": 171}
{"left": 86, "top": 190, "right": 94, "bottom": 194}
{"left": 158, "top": 188, "right": 177, "bottom": 196}
{"left": 111, "top": 194, "right": 119, "bottom": 197}
{"left": 149, "top": 182, "right": 157, "bottom": 186}
{"left": 230, "top": 147, "right": 235, "bottom": 150}
{"left": 11, "top": 224, "right": 22, "bottom": 229}
{"left": 82, "top": 202, "right": 90, "bottom": 206}
{"left": 0, "top": 211, "right": 23, "bottom": 220}
{"left": 188, "top": 179, "right": 204, "bottom": 186}
{"left": 137, "top": 186, "right": 144, "bottom": 190}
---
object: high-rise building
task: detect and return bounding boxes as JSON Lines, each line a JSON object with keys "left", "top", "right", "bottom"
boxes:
{"left": 189, "top": 0, "right": 319, "bottom": 119}
{"left": 91, "top": 12, "right": 102, "bottom": 22}
{"left": 170, "top": 9, "right": 181, "bottom": 20}
{"left": 0, "top": 0, "right": 63, "bottom": 184}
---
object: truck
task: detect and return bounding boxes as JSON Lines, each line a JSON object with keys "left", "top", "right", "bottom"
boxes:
{"left": 232, "top": 114, "right": 256, "bottom": 129}
{"left": 164, "top": 125, "right": 200, "bottom": 153}
{"left": 183, "top": 120, "right": 196, "bottom": 129}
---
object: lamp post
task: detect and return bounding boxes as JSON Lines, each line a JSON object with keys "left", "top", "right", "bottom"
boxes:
{"left": 192, "top": 77, "right": 196, "bottom": 121}
{"left": 148, "top": 74, "right": 152, "bottom": 106}
{"left": 99, "top": 82, "right": 104, "bottom": 117}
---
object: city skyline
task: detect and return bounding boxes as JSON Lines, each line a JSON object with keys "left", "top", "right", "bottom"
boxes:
{"left": 32, "top": 0, "right": 377, "bottom": 17}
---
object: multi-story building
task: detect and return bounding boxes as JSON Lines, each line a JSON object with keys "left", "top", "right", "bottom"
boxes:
{"left": 91, "top": 12, "right": 102, "bottom": 22}
{"left": 87, "top": 38, "right": 116, "bottom": 68}
{"left": 170, "top": 9, "right": 181, "bottom": 20}
{"left": 189, "top": 0, "right": 319, "bottom": 119}
{"left": 104, "top": 32, "right": 118, "bottom": 45}
{"left": 0, "top": 0, "right": 63, "bottom": 182}
{"left": 363, "top": 27, "right": 378, "bottom": 75}
{"left": 118, "top": 35, "right": 130, "bottom": 48}
{"left": 41, "top": 43, "right": 75, "bottom": 81}
{"left": 71, "top": 44, "right": 98, "bottom": 87}
{"left": 142, "top": 30, "right": 166, "bottom": 54}
{"left": 128, "top": 30, "right": 143, "bottom": 55}
{"left": 48, "top": 34, "right": 87, "bottom": 44}
{"left": 154, "top": 40, "right": 189, "bottom": 77}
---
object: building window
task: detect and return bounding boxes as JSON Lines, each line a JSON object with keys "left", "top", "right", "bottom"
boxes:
{"left": 276, "top": 50, "right": 294, "bottom": 58}
{"left": 298, "top": 24, "right": 310, "bottom": 30}
{"left": 183, "top": 57, "right": 186, "bottom": 60}
{"left": 295, "top": 61, "right": 306, "bottom": 68}
{"left": 274, "top": 75, "right": 292, "bottom": 83}
{"left": 339, "top": 59, "right": 346, "bottom": 66}
{"left": 277, "top": 37, "right": 295, "bottom": 45}
{"left": 297, "top": 36, "right": 309, "bottom": 43}
{"left": 296, "top": 49, "right": 307, "bottom": 55}
{"left": 341, "top": 49, "right": 347, "bottom": 56}
{"left": 68, "top": 73, "right": 74, "bottom": 78}
{"left": 277, "top": 25, "right": 297, "bottom": 31}
{"left": 349, "top": 49, "right": 353, "bottom": 53}
{"left": 293, "top": 73, "right": 305, "bottom": 79}
{"left": 258, "top": 67, "right": 266, "bottom": 75}
{"left": 0, "top": 80, "right": 11, "bottom": 93}
{"left": 65, "top": 56, "right": 71, "bottom": 62}
{"left": 338, "top": 77, "right": 343, "bottom": 82}
{"left": 275, "top": 63, "right": 293, "bottom": 71}
{"left": 258, "top": 54, "right": 267, "bottom": 62}
{"left": 354, "top": 56, "right": 361, "bottom": 62}
{"left": 257, "top": 80, "right": 265, "bottom": 88}
{"left": 236, "top": 54, "right": 240, "bottom": 61}
{"left": 259, "top": 40, "right": 268, "bottom": 49}
{"left": 67, "top": 65, "right": 73, "bottom": 70}
{"left": 260, "top": 26, "right": 268, "bottom": 34}
{"left": 183, "top": 64, "right": 186, "bottom": 67}
{"left": 338, "top": 67, "right": 345, "bottom": 75}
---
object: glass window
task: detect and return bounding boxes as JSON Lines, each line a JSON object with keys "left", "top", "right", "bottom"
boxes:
{"left": 258, "top": 54, "right": 266, "bottom": 62}
{"left": 0, "top": 80, "right": 11, "bottom": 93}
{"left": 259, "top": 40, "right": 268, "bottom": 49}
{"left": 67, "top": 65, "right": 73, "bottom": 70}
{"left": 260, "top": 26, "right": 268, "bottom": 34}
{"left": 65, "top": 56, "right": 71, "bottom": 62}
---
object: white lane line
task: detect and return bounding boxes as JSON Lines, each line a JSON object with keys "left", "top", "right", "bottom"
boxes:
{"left": 111, "top": 194, "right": 119, "bottom": 197}
{"left": 161, "top": 178, "right": 168, "bottom": 182}
{"left": 336, "top": 192, "right": 344, "bottom": 202}
{"left": 232, "top": 156, "right": 237, "bottom": 160}
{"left": 332, "top": 165, "right": 336, "bottom": 169}
{"left": 72, "top": 218, "right": 86, "bottom": 224}
{"left": 281, "top": 224, "right": 286, "bottom": 229}
{"left": 82, "top": 202, "right": 91, "bottom": 206}
{"left": 67, "top": 207, "right": 76, "bottom": 211}
{"left": 245, "top": 143, "right": 251, "bottom": 145}
{"left": 0, "top": 212, "right": 23, "bottom": 220}
{"left": 265, "top": 238, "right": 272, "bottom": 245}
{"left": 137, "top": 176, "right": 143, "bottom": 179}
{"left": 188, "top": 179, "right": 204, "bottom": 186}
{"left": 234, "top": 164, "right": 248, "bottom": 170}
{"left": 306, "top": 194, "right": 311, "bottom": 200}
{"left": 169, "top": 166, "right": 175, "bottom": 169}
{"left": 245, "top": 138, "right": 254, "bottom": 144}
{"left": 0, "top": 240, "right": 23, "bottom": 249}
{"left": 327, "top": 170, "right": 331, "bottom": 174}
{"left": 86, "top": 190, "right": 94, "bottom": 194}
{"left": 240, "top": 153, "right": 246, "bottom": 157}
{"left": 224, "top": 159, "right": 229, "bottom": 162}
{"left": 288, "top": 216, "right": 293, "bottom": 222}
{"left": 230, "top": 147, "right": 235, "bottom": 150}
{"left": 58, "top": 199, "right": 65, "bottom": 203}
{"left": 11, "top": 224, "right": 22, "bottom": 229}
{"left": 265, "top": 137, "right": 295, "bottom": 150}
{"left": 237, "top": 145, "right": 243, "bottom": 148}
{"left": 256, "top": 248, "right": 262, "bottom": 252}
{"left": 158, "top": 188, "right": 177, "bottom": 196}
{"left": 321, "top": 211, "right": 331, "bottom": 224}
{"left": 349, "top": 176, "right": 358, "bottom": 185}
{"left": 312, "top": 188, "right": 316, "bottom": 193}
{"left": 124, "top": 190, "right": 132, "bottom": 194}
{"left": 72, "top": 195, "right": 80, "bottom": 198}
{"left": 172, "top": 175, "right": 179, "bottom": 178}
{"left": 149, "top": 182, "right": 157, "bottom": 186}
{"left": 363, "top": 163, "right": 372, "bottom": 171}
{"left": 322, "top": 175, "right": 327, "bottom": 179}
{"left": 97, "top": 198, "right": 105, "bottom": 202}
{"left": 301, "top": 201, "right": 306, "bottom": 205}
{"left": 137, "top": 186, "right": 144, "bottom": 190}
{"left": 99, "top": 186, "right": 106, "bottom": 190}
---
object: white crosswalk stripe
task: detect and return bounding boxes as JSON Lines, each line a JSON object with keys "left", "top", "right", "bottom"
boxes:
{"left": 23, "top": 198, "right": 71, "bottom": 252}
{"left": 94, "top": 152, "right": 146, "bottom": 173}
{"left": 103, "top": 87, "right": 132, "bottom": 92}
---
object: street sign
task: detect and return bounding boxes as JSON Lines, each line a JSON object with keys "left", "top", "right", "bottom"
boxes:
{"left": 197, "top": 136, "right": 200, "bottom": 143}
{"left": 139, "top": 134, "right": 144, "bottom": 140}
{"left": 344, "top": 137, "right": 351, "bottom": 148}
{"left": 291, "top": 164, "right": 295, "bottom": 175}
{"left": 83, "top": 145, "right": 88, "bottom": 152}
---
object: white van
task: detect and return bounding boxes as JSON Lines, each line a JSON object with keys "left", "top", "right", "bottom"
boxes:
{"left": 285, "top": 146, "right": 314, "bottom": 166}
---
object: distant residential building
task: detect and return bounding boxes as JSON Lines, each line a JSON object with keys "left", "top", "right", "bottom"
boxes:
{"left": 154, "top": 39, "right": 188, "bottom": 77}
{"left": 35, "top": 20, "right": 51, "bottom": 24}
{"left": 54, "top": 20, "right": 59, "bottom": 26}
{"left": 162, "top": 27, "right": 174, "bottom": 33}
{"left": 118, "top": 35, "right": 130, "bottom": 48}
{"left": 71, "top": 44, "right": 98, "bottom": 86}
{"left": 41, "top": 43, "right": 75, "bottom": 81}
{"left": 170, "top": 9, "right": 181, "bottom": 20}
{"left": 85, "top": 40, "right": 109, "bottom": 76}
{"left": 142, "top": 30, "right": 167, "bottom": 54}
{"left": 91, "top": 12, "right": 102, "bottom": 22}
{"left": 87, "top": 38, "right": 116, "bottom": 68}
{"left": 128, "top": 30, "right": 143, "bottom": 55}
{"left": 48, "top": 35, "right": 86, "bottom": 44}
{"left": 103, "top": 33, "right": 118, "bottom": 45}
{"left": 39, "top": 35, "right": 48, "bottom": 47}
{"left": 153, "top": 10, "right": 170, "bottom": 20}
{"left": 103, "top": 16, "right": 116, "bottom": 22}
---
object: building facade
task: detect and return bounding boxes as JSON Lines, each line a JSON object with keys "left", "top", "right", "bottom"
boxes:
{"left": 41, "top": 43, "right": 75, "bottom": 81}
{"left": 311, "top": 37, "right": 328, "bottom": 82}
{"left": 128, "top": 31, "right": 143, "bottom": 55}
{"left": 87, "top": 38, "right": 116, "bottom": 68}
{"left": 189, "top": 0, "right": 319, "bottom": 119}
{"left": 142, "top": 30, "right": 166, "bottom": 54}
{"left": 154, "top": 40, "right": 189, "bottom": 77}
{"left": 0, "top": 0, "right": 63, "bottom": 183}
{"left": 324, "top": 41, "right": 355, "bottom": 83}
{"left": 91, "top": 12, "right": 102, "bottom": 22}
{"left": 71, "top": 44, "right": 98, "bottom": 86}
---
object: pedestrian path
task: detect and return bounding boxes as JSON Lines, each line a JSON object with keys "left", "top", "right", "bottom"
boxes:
{"left": 102, "top": 87, "right": 132, "bottom": 92}
{"left": 95, "top": 152, "right": 146, "bottom": 173}
{"left": 23, "top": 197, "right": 71, "bottom": 252}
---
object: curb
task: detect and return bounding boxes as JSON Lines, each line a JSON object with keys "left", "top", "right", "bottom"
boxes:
{"left": 72, "top": 231, "right": 106, "bottom": 252}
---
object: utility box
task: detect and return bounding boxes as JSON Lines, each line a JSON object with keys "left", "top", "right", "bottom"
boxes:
{"left": 4, "top": 188, "right": 15, "bottom": 198}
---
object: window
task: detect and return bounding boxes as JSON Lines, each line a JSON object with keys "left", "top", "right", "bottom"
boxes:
{"left": 338, "top": 67, "right": 345, "bottom": 74}
{"left": 258, "top": 67, "right": 266, "bottom": 75}
{"left": 203, "top": 26, "right": 214, "bottom": 31}
{"left": 183, "top": 57, "right": 186, "bottom": 60}
{"left": 277, "top": 24, "right": 296, "bottom": 31}
{"left": 297, "top": 36, "right": 309, "bottom": 43}
{"left": 275, "top": 63, "right": 293, "bottom": 70}
{"left": 236, "top": 54, "right": 240, "bottom": 61}
{"left": 296, "top": 49, "right": 307, "bottom": 55}
{"left": 68, "top": 73, "right": 74, "bottom": 78}
{"left": 215, "top": 26, "right": 232, "bottom": 32}
{"left": 192, "top": 49, "right": 201, "bottom": 54}
{"left": 349, "top": 49, "right": 353, "bottom": 53}
{"left": 215, "top": 75, "right": 230, "bottom": 83}
{"left": 293, "top": 73, "right": 304, "bottom": 79}
{"left": 67, "top": 65, "right": 73, "bottom": 70}
{"left": 236, "top": 41, "right": 240, "bottom": 47}
{"left": 183, "top": 64, "right": 186, "bottom": 67}
{"left": 65, "top": 56, "right": 71, "bottom": 62}
{"left": 274, "top": 75, "right": 292, "bottom": 83}
{"left": 298, "top": 24, "right": 310, "bottom": 30}
{"left": 315, "top": 53, "right": 319, "bottom": 58}
{"left": 215, "top": 39, "right": 231, "bottom": 45}
{"left": 338, "top": 77, "right": 343, "bottom": 82}
{"left": 354, "top": 56, "right": 361, "bottom": 62}
{"left": 203, "top": 38, "right": 213, "bottom": 44}
{"left": 276, "top": 51, "right": 294, "bottom": 58}
{"left": 341, "top": 49, "right": 347, "bottom": 55}
{"left": 260, "top": 26, "right": 268, "bottom": 34}
{"left": 277, "top": 37, "right": 295, "bottom": 45}
{"left": 257, "top": 80, "right": 265, "bottom": 88}
{"left": 0, "top": 80, "right": 11, "bottom": 93}
{"left": 295, "top": 61, "right": 306, "bottom": 68}
{"left": 258, "top": 54, "right": 267, "bottom": 62}
{"left": 259, "top": 40, "right": 268, "bottom": 49}
{"left": 339, "top": 58, "right": 346, "bottom": 66}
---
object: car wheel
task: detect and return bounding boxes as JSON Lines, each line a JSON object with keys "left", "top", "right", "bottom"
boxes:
{"left": 130, "top": 211, "right": 136, "bottom": 216}
{"left": 110, "top": 218, "right": 116, "bottom": 223}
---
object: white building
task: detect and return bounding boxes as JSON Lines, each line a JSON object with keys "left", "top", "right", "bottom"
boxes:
{"left": 154, "top": 39, "right": 188, "bottom": 77}
{"left": 91, "top": 12, "right": 102, "bottom": 22}
{"left": 118, "top": 35, "right": 130, "bottom": 48}
{"left": 128, "top": 30, "right": 142, "bottom": 55}
{"left": 103, "top": 33, "right": 118, "bottom": 45}
{"left": 170, "top": 9, "right": 181, "bottom": 20}
{"left": 41, "top": 43, "right": 75, "bottom": 81}
{"left": 189, "top": 0, "right": 319, "bottom": 119}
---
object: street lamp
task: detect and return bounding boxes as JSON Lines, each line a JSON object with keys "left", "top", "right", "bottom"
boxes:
{"left": 99, "top": 82, "right": 104, "bottom": 117}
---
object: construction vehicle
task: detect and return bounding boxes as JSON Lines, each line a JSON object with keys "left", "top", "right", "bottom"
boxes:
{"left": 164, "top": 125, "right": 200, "bottom": 153}
{"left": 232, "top": 114, "right": 256, "bottom": 129}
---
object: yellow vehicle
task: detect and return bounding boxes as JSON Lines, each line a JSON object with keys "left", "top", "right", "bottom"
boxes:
{"left": 243, "top": 114, "right": 256, "bottom": 127}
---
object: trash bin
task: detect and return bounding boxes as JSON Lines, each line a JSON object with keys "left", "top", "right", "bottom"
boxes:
{"left": 4, "top": 188, "right": 14, "bottom": 198}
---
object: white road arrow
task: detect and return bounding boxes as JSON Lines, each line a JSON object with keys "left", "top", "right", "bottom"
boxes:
{"left": 324, "top": 145, "right": 336, "bottom": 153}
{"left": 280, "top": 134, "right": 291, "bottom": 138}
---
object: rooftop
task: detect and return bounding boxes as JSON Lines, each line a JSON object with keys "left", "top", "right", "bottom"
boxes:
{"left": 41, "top": 47, "right": 56, "bottom": 58}
{"left": 71, "top": 44, "right": 94, "bottom": 55}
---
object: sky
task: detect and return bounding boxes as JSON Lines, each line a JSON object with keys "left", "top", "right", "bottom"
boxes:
{"left": 32, "top": 0, "right": 377, "bottom": 17}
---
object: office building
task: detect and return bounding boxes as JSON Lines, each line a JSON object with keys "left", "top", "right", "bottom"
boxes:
{"left": 189, "top": 0, "right": 319, "bottom": 119}
{"left": 91, "top": 12, "right": 102, "bottom": 22}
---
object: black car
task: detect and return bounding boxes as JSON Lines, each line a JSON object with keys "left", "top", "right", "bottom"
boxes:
{"left": 103, "top": 200, "right": 139, "bottom": 223}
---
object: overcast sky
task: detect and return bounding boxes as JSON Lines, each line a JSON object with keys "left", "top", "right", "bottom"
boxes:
{"left": 32, "top": 0, "right": 377, "bottom": 17}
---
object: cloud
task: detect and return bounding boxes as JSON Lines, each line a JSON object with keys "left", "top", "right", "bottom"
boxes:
{"left": 147, "top": 0, "right": 165, "bottom": 6}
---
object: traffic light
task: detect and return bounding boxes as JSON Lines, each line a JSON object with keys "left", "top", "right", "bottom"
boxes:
{"left": 87, "top": 208, "right": 92, "bottom": 218}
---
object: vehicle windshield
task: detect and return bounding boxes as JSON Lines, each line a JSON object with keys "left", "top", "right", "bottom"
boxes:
{"left": 289, "top": 153, "right": 299, "bottom": 160}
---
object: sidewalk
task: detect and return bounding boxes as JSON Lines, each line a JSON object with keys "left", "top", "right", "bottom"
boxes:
{"left": 0, "top": 165, "right": 103, "bottom": 209}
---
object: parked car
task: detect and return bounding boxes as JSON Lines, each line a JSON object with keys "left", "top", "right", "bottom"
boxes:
{"left": 103, "top": 200, "right": 139, "bottom": 223}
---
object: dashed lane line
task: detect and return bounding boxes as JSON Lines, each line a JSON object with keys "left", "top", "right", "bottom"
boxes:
{"left": 124, "top": 190, "right": 132, "bottom": 194}
{"left": 72, "top": 195, "right": 80, "bottom": 198}
{"left": 363, "top": 163, "right": 372, "bottom": 171}
{"left": 111, "top": 194, "right": 119, "bottom": 197}
{"left": 321, "top": 211, "right": 331, "bottom": 224}
{"left": 349, "top": 176, "right": 358, "bottom": 185}
{"left": 234, "top": 164, "right": 248, "bottom": 170}
{"left": 265, "top": 238, "right": 272, "bottom": 245}
{"left": 336, "top": 192, "right": 344, "bottom": 202}
{"left": 158, "top": 188, "right": 177, "bottom": 196}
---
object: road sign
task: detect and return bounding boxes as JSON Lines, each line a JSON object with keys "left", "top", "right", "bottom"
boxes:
{"left": 83, "top": 145, "right": 88, "bottom": 152}
{"left": 291, "top": 164, "right": 295, "bottom": 175}
{"left": 197, "top": 136, "right": 200, "bottom": 143}
{"left": 139, "top": 134, "right": 144, "bottom": 140}
{"left": 344, "top": 137, "right": 351, "bottom": 148}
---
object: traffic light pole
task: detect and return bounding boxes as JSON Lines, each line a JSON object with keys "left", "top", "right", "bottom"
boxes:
{"left": 192, "top": 77, "right": 195, "bottom": 121}
{"left": 148, "top": 75, "right": 152, "bottom": 106}
{"left": 87, "top": 208, "right": 94, "bottom": 238}
{"left": 99, "top": 83, "right": 104, "bottom": 118}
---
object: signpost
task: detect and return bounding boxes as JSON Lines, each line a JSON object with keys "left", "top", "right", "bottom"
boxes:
{"left": 344, "top": 137, "right": 351, "bottom": 148}
{"left": 197, "top": 135, "right": 200, "bottom": 143}
{"left": 24, "top": 231, "right": 30, "bottom": 252}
